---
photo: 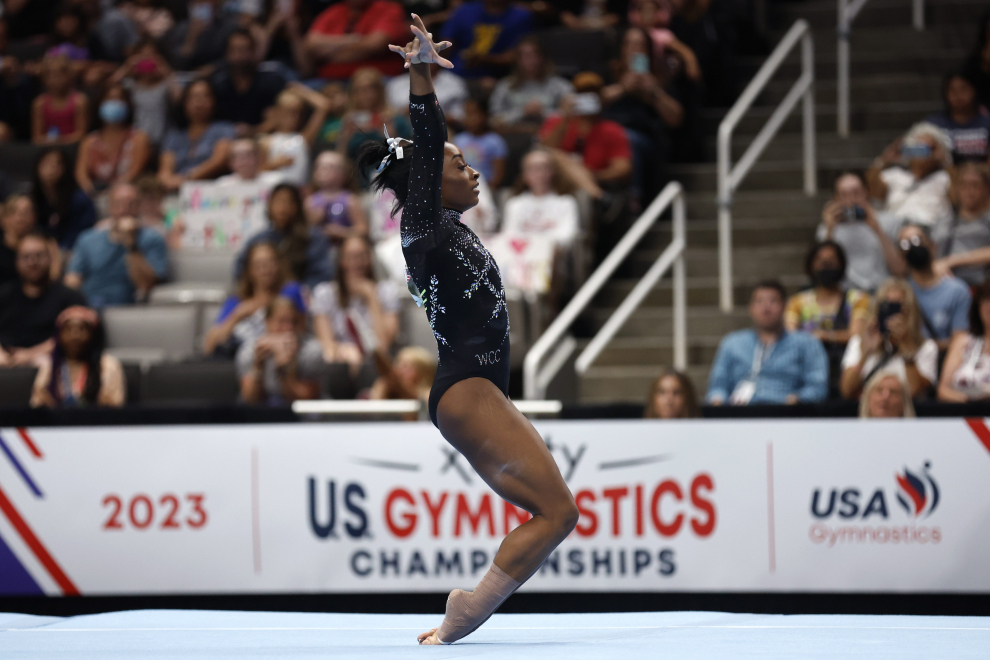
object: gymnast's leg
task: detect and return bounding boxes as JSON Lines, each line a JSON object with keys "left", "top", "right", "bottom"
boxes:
{"left": 418, "top": 377, "right": 579, "bottom": 645}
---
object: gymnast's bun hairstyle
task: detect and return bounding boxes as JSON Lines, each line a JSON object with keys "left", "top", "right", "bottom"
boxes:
{"left": 356, "top": 139, "right": 414, "bottom": 218}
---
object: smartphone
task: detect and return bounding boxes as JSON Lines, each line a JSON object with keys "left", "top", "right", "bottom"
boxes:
{"left": 877, "top": 301, "right": 903, "bottom": 335}
{"left": 844, "top": 205, "right": 866, "bottom": 222}
{"left": 191, "top": 2, "right": 214, "bottom": 23}
{"left": 630, "top": 53, "right": 650, "bottom": 74}
{"left": 900, "top": 142, "right": 932, "bottom": 159}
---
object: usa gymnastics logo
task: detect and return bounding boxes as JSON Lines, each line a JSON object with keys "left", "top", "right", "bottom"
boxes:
{"left": 895, "top": 461, "right": 940, "bottom": 519}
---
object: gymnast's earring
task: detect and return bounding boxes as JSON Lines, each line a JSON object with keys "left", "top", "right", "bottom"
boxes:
{"left": 377, "top": 126, "right": 411, "bottom": 173}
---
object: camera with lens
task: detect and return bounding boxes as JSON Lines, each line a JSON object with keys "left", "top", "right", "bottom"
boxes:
{"left": 876, "top": 301, "right": 902, "bottom": 336}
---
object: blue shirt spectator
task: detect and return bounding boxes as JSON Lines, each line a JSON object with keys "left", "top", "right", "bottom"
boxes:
{"left": 453, "top": 132, "right": 508, "bottom": 187}
{"left": 66, "top": 222, "right": 168, "bottom": 307}
{"left": 706, "top": 281, "right": 829, "bottom": 405}
{"left": 441, "top": 0, "right": 532, "bottom": 78}
{"left": 161, "top": 121, "right": 237, "bottom": 175}
{"left": 237, "top": 227, "right": 333, "bottom": 291}
{"left": 899, "top": 223, "right": 972, "bottom": 343}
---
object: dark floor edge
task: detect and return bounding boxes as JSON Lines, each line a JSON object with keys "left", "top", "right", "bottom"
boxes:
{"left": 2, "top": 592, "right": 988, "bottom": 618}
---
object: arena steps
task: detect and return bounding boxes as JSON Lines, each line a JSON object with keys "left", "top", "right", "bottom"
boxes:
{"left": 571, "top": 0, "right": 987, "bottom": 405}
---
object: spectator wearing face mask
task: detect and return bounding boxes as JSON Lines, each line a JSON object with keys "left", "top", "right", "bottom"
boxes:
{"left": 643, "top": 369, "right": 699, "bottom": 419}
{"left": 210, "top": 28, "right": 286, "bottom": 130}
{"left": 786, "top": 241, "right": 870, "bottom": 397}
{"left": 859, "top": 370, "right": 915, "bottom": 418}
{"left": 932, "top": 163, "right": 990, "bottom": 286}
{"left": 898, "top": 223, "right": 971, "bottom": 351}
{"left": 938, "top": 280, "right": 990, "bottom": 402}
{"left": 926, "top": 72, "right": 990, "bottom": 165}
{"left": 840, "top": 278, "right": 938, "bottom": 400}
{"left": 817, "top": 172, "right": 905, "bottom": 293}
{"left": 75, "top": 84, "right": 151, "bottom": 196}
{"left": 867, "top": 122, "right": 955, "bottom": 229}
{"left": 706, "top": 280, "right": 829, "bottom": 406}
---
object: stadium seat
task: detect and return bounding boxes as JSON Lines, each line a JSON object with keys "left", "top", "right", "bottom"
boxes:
{"left": 149, "top": 283, "right": 230, "bottom": 305}
{"left": 143, "top": 362, "right": 240, "bottom": 404}
{"left": 120, "top": 362, "right": 143, "bottom": 404}
{"left": 0, "top": 367, "right": 38, "bottom": 407}
{"left": 0, "top": 143, "right": 78, "bottom": 184}
{"left": 103, "top": 305, "right": 198, "bottom": 360}
{"left": 170, "top": 250, "right": 238, "bottom": 284}
{"left": 538, "top": 28, "right": 610, "bottom": 79}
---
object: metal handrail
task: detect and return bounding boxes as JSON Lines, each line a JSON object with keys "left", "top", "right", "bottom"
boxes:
{"left": 717, "top": 19, "right": 816, "bottom": 312}
{"left": 838, "top": 0, "right": 924, "bottom": 137}
{"left": 523, "top": 181, "right": 687, "bottom": 400}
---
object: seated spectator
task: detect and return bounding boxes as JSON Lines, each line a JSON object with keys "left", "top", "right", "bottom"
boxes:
{"left": 502, "top": 149, "right": 580, "bottom": 245}
{"left": 204, "top": 241, "right": 301, "bottom": 357}
{"left": 488, "top": 36, "right": 572, "bottom": 132}
{"left": 938, "top": 280, "right": 990, "bottom": 402}
{"left": 47, "top": 3, "right": 92, "bottom": 62}
{"left": 236, "top": 183, "right": 333, "bottom": 289}
{"left": 210, "top": 28, "right": 286, "bottom": 129}
{"left": 786, "top": 241, "right": 870, "bottom": 397}
{"left": 30, "top": 306, "right": 125, "bottom": 408}
{"left": 840, "top": 278, "right": 938, "bottom": 400}
{"left": 109, "top": 39, "right": 174, "bottom": 145}
{"left": 312, "top": 235, "right": 399, "bottom": 390}
{"left": 237, "top": 295, "right": 322, "bottom": 405}
{"left": 336, "top": 67, "right": 411, "bottom": 162}
{"left": 539, "top": 72, "right": 632, "bottom": 200}
{"left": 75, "top": 84, "right": 152, "bottom": 195}
{"left": 96, "top": 181, "right": 140, "bottom": 231}
{"left": 926, "top": 71, "right": 990, "bottom": 164}
{"left": 0, "top": 17, "right": 36, "bottom": 141}
{"left": 164, "top": 0, "right": 238, "bottom": 71}
{"left": 305, "top": 151, "right": 368, "bottom": 245}
{"left": 134, "top": 175, "right": 173, "bottom": 243}
{"left": 159, "top": 78, "right": 236, "bottom": 190}
{"left": 559, "top": 0, "right": 621, "bottom": 29}
{"left": 898, "top": 223, "right": 971, "bottom": 349}
{"left": 31, "top": 55, "right": 88, "bottom": 145}
{"left": 216, "top": 138, "right": 285, "bottom": 187}
{"left": 386, "top": 62, "right": 468, "bottom": 125}
{"left": 31, "top": 148, "right": 98, "bottom": 252}
{"left": 0, "top": 232, "right": 87, "bottom": 367}
{"left": 933, "top": 163, "right": 990, "bottom": 285}
{"left": 441, "top": 0, "right": 532, "bottom": 80}
{"left": 962, "top": 14, "right": 990, "bottom": 109}
{"left": 1, "top": 195, "right": 58, "bottom": 288}
{"left": 706, "top": 280, "right": 829, "bottom": 406}
{"left": 867, "top": 122, "right": 954, "bottom": 229}
{"left": 368, "top": 346, "right": 436, "bottom": 407}
{"left": 252, "top": 0, "right": 311, "bottom": 77}
{"left": 644, "top": 369, "right": 699, "bottom": 419}
{"left": 65, "top": 199, "right": 168, "bottom": 307}
{"left": 453, "top": 99, "right": 508, "bottom": 189}
{"left": 315, "top": 81, "right": 350, "bottom": 147}
{"left": 601, "top": 26, "right": 683, "bottom": 198}
{"left": 259, "top": 84, "right": 333, "bottom": 187}
{"left": 304, "top": 0, "right": 407, "bottom": 81}
{"left": 118, "top": 0, "right": 175, "bottom": 42}
{"left": 859, "top": 370, "right": 915, "bottom": 418}
{"left": 817, "top": 172, "right": 905, "bottom": 293}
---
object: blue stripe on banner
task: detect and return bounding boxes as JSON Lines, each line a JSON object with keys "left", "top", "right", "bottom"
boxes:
{"left": 0, "top": 530, "right": 44, "bottom": 595}
{"left": 0, "top": 432, "right": 44, "bottom": 498}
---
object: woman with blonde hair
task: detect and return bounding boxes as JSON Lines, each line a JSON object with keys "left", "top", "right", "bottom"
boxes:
{"left": 369, "top": 346, "right": 437, "bottom": 405}
{"left": 840, "top": 278, "right": 939, "bottom": 399}
{"left": 859, "top": 370, "right": 916, "bottom": 418}
{"left": 644, "top": 369, "right": 699, "bottom": 419}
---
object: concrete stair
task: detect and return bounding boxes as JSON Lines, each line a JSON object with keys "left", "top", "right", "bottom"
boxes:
{"left": 571, "top": 0, "right": 987, "bottom": 404}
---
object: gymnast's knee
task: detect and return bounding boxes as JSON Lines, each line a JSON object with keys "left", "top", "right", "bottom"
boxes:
{"left": 550, "top": 496, "right": 579, "bottom": 538}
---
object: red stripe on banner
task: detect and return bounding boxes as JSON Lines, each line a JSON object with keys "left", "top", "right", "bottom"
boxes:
{"left": 16, "top": 429, "right": 43, "bottom": 459}
{"left": 0, "top": 484, "right": 79, "bottom": 595}
{"left": 965, "top": 418, "right": 990, "bottom": 456}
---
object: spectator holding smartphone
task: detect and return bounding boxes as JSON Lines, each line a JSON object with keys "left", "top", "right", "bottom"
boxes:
{"left": 932, "top": 163, "right": 990, "bottom": 285}
{"left": 840, "top": 278, "right": 938, "bottom": 400}
{"left": 817, "top": 172, "right": 905, "bottom": 293}
{"left": 866, "top": 122, "right": 954, "bottom": 229}
{"left": 898, "top": 223, "right": 971, "bottom": 351}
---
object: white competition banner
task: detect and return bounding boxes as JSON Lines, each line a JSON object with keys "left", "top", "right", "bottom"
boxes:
{"left": 0, "top": 419, "right": 989, "bottom": 596}
{"left": 178, "top": 181, "right": 272, "bottom": 249}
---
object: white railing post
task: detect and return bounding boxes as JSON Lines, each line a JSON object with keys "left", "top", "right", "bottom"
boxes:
{"left": 837, "top": 0, "right": 851, "bottom": 138}
{"left": 672, "top": 192, "right": 687, "bottom": 370}
{"left": 802, "top": 30, "right": 817, "bottom": 195}
{"left": 717, "top": 20, "right": 814, "bottom": 313}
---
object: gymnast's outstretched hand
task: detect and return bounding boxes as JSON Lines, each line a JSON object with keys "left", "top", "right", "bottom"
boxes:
{"left": 388, "top": 13, "right": 453, "bottom": 69}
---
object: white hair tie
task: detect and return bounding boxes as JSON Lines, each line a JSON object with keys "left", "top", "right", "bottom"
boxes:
{"left": 377, "top": 125, "right": 411, "bottom": 173}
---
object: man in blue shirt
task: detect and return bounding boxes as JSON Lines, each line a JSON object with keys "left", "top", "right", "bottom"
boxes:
{"left": 707, "top": 280, "right": 829, "bottom": 405}
{"left": 441, "top": 0, "right": 532, "bottom": 79}
{"left": 898, "top": 223, "right": 971, "bottom": 350}
{"left": 65, "top": 184, "right": 168, "bottom": 308}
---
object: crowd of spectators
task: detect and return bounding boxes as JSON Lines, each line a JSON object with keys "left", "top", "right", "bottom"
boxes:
{"left": 0, "top": 0, "right": 753, "bottom": 410}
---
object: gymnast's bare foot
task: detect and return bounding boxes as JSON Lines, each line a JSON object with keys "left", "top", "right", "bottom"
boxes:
{"left": 417, "top": 627, "right": 441, "bottom": 645}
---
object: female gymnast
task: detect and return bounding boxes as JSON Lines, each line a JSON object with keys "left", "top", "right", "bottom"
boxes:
{"left": 355, "top": 15, "right": 579, "bottom": 645}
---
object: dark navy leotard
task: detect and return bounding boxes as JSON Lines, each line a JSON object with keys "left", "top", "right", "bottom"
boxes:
{"left": 401, "top": 93, "right": 510, "bottom": 428}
